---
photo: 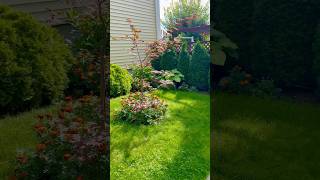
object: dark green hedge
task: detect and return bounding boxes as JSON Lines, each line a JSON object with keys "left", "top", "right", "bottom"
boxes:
{"left": 0, "top": 5, "right": 73, "bottom": 114}
{"left": 177, "top": 43, "right": 191, "bottom": 83}
{"left": 160, "top": 48, "right": 178, "bottom": 70}
{"left": 214, "top": 0, "right": 320, "bottom": 88}
{"left": 190, "top": 41, "right": 210, "bottom": 90}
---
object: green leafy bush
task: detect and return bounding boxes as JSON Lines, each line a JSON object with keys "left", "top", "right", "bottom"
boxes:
{"left": 251, "top": 79, "right": 281, "bottom": 98}
{"left": 313, "top": 24, "right": 320, "bottom": 98}
{"left": 12, "top": 95, "right": 108, "bottom": 179}
{"left": 151, "top": 69, "right": 184, "bottom": 89}
{"left": 214, "top": 0, "right": 320, "bottom": 88}
{"left": 130, "top": 65, "right": 154, "bottom": 92}
{"left": 219, "top": 66, "right": 281, "bottom": 97}
{"left": 218, "top": 66, "right": 253, "bottom": 94}
{"left": 160, "top": 48, "right": 178, "bottom": 70}
{"left": 0, "top": 5, "right": 73, "bottom": 114}
{"left": 151, "top": 56, "right": 162, "bottom": 70}
{"left": 189, "top": 41, "right": 210, "bottom": 90}
{"left": 115, "top": 92, "right": 167, "bottom": 125}
{"left": 177, "top": 43, "right": 191, "bottom": 83}
{"left": 110, "top": 64, "right": 132, "bottom": 97}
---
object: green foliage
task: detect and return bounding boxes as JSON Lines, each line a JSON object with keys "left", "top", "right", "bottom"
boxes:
{"left": 212, "top": 29, "right": 238, "bottom": 66}
{"left": 218, "top": 66, "right": 253, "bottom": 94}
{"left": 160, "top": 48, "right": 178, "bottom": 70}
{"left": 130, "top": 65, "right": 154, "bottom": 92}
{"left": 251, "top": 79, "right": 281, "bottom": 98}
{"left": 12, "top": 96, "right": 108, "bottom": 179}
{"left": 313, "top": 24, "right": 320, "bottom": 97}
{"left": 151, "top": 69, "right": 184, "bottom": 89}
{"left": 214, "top": 0, "right": 320, "bottom": 88}
{"left": 151, "top": 56, "right": 162, "bottom": 70}
{"left": 177, "top": 43, "right": 191, "bottom": 82}
{"left": 0, "top": 5, "right": 73, "bottom": 114}
{"left": 110, "top": 64, "right": 132, "bottom": 97}
{"left": 163, "top": 0, "right": 209, "bottom": 40}
{"left": 190, "top": 41, "right": 210, "bottom": 90}
{"left": 219, "top": 66, "right": 281, "bottom": 98}
{"left": 115, "top": 92, "right": 167, "bottom": 125}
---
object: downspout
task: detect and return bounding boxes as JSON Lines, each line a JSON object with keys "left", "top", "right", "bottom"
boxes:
{"left": 155, "top": 0, "right": 161, "bottom": 39}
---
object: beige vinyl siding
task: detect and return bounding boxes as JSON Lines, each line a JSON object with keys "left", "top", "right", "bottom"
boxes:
{"left": 110, "top": 0, "right": 157, "bottom": 66}
{"left": 0, "top": 0, "right": 88, "bottom": 25}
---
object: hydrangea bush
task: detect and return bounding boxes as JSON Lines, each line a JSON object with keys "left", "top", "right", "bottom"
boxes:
{"left": 115, "top": 93, "right": 167, "bottom": 125}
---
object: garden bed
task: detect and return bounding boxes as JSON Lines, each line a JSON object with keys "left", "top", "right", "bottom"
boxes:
{"left": 111, "top": 90, "right": 210, "bottom": 179}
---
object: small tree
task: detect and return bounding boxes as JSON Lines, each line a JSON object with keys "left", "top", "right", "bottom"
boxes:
{"left": 177, "top": 42, "right": 191, "bottom": 82}
{"left": 190, "top": 41, "right": 210, "bottom": 90}
{"left": 163, "top": 0, "right": 209, "bottom": 41}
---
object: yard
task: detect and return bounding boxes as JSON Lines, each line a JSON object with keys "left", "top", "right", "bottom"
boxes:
{"left": 2, "top": 91, "right": 320, "bottom": 179}
{"left": 0, "top": 90, "right": 210, "bottom": 179}
{"left": 213, "top": 93, "right": 320, "bottom": 180}
{"left": 111, "top": 90, "right": 210, "bottom": 179}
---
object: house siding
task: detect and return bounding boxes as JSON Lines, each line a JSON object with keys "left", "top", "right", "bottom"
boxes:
{"left": 110, "top": 0, "right": 157, "bottom": 66}
{"left": 0, "top": 0, "right": 87, "bottom": 25}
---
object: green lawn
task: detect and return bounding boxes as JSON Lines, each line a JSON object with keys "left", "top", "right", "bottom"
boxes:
{"left": 111, "top": 90, "right": 210, "bottom": 179}
{"left": 0, "top": 106, "right": 56, "bottom": 179}
{"left": 213, "top": 93, "right": 320, "bottom": 180}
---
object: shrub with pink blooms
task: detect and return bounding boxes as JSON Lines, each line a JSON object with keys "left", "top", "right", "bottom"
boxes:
{"left": 115, "top": 93, "right": 167, "bottom": 125}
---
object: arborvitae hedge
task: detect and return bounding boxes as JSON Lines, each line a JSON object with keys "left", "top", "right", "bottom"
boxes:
{"left": 177, "top": 43, "right": 191, "bottom": 83}
{"left": 214, "top": 0, "right": 320, "bottom": 89}
{"left": 0, "top": 5, "right": 73, "bottom": 114}
{"left": 151, "top": 55, "right": 161, "bottom": 70}
{"left": 160, "top": 48, "right": 178, "bottom": 70}
{"left": 190, "top": 41, "right": 210, "bottom": 90}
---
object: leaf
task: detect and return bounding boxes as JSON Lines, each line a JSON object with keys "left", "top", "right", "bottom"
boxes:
{"left": 212, "top": 44, "right": 226, "bottom": 66}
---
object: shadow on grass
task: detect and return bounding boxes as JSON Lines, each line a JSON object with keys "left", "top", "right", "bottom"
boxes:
{"left": 213, "top": 93, "right": 320, "bottom": 180}
{"left": 110, "top": 90, "right": 210, "bottom": 179}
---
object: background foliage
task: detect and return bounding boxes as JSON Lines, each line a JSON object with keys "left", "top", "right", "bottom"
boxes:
{"left": 214, "top": 0, "right": 320, "bottom": 89}
{"left": 0, "top": 5, "right": 73, "bottom": 114}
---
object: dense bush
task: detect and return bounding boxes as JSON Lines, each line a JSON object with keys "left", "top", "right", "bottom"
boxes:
{"left": 0, "top": 5, "right": 73, "bottom": 114}
{"left": 67, "top": 50, "right": 99, "bottom": 97}
{"left": 177, "top": 43, "right": 191, "bottom": 83}
{"left": 12, "top": 96, "right": 108, "bottom": 179}
{"left": 110, "top": 64, "right": 132, "bottom": 97}
{"left": 160, "top": 48, "right": 178, "bottom": 70}
{"left": 219, "top": 66, "right": 281, "bottom": 97}
{"left": 129, "top": 65, "right": 154, "bottom": 92}
{"left": 214, "top": 0, "right": 320, "bottom": 88}
{"left": 218, "top": 66, "right": 253, "bottom": 94}
{"left": 151, "top": 56, "right": 162, "bottom": 70}
{"left": 313, "top": 24, "right": 320, "bottom": 97}
{"left": 190, "top": 41, "right": 210, "bottom": 90}
{"left": 151, "top": 69, "right": 184, "bottom": 90}
{"left": 115, "top": 92, "right": 167, "bottom": 125}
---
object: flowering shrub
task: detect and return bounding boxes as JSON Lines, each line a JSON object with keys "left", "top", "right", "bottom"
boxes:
{"left": 12, "top": 96, "right": 108, "bottom": 179}
{"left": 219, "top": 66, "right": 281, "bottom": 97}
{"left": 129, "top": 65, "right": 154, "bottom": 92}
{"left": 218, "top": 65, "right": 253, "bottom": 94}
{"left": 115, "top": 93, "right": 167, "bottom": 125}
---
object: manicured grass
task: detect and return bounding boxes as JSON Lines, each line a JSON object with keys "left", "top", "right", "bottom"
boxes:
{"left": 213, "top": 93, "right": 320, "bottom": 180}
{"left": 0, "top": 106, "right": 56, "bottom": 179}
{"left": 111, "top": 90, "right": 210, "bottom": 179}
